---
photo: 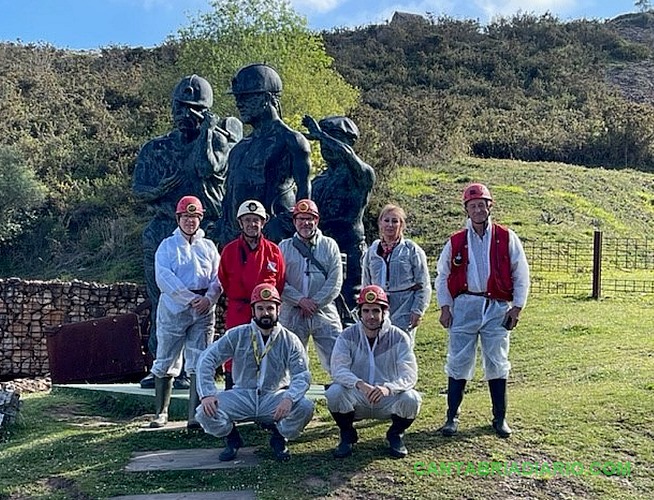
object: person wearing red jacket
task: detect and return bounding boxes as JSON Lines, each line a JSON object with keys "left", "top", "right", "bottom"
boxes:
{"left": 218, "top": 199, "right": 286, "bottom": 389}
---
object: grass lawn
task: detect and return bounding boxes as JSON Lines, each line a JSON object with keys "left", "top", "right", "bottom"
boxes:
{"left": 1, "top": 293, "right": 653, "bottom": 499}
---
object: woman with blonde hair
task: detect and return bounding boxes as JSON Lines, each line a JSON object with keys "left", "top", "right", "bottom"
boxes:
{"left": 362, "top": 204, "right": 431, "bottom": 346}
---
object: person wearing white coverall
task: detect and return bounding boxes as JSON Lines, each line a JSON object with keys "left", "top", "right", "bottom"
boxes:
{"left": 150, "top": 195, "right": 222, "bottom": 429}
{"left": 435, "top": 183, "right": 529, "bottom": 438}
{"left": 326, "top": 285, "right": 421, "bottom": 459}
{"left": 279, "top": 199, "right": 343, "bottom": 374}
{"left": 195, "top": 283, "right": 314, "bottom": 462}
{"left": 362, "top": 204, "right": 431, "bottom": 347}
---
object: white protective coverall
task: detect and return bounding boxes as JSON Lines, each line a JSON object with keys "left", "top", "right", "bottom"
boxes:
{"left": 435, "top": 217, "right": 530, "bottom": 381}
{"left": 326, "top": 318, "right": 422, "bottom": 420}
{"left": 362, "top": 238, "right": 432, "bottom": 344}
{"left": 151, "top": 227, "right": 221, "bottom": 378}
{"left": 279, "top": 229, "right": 343, "bottom": 373}
{"left": 195, "top": 320, "right": 314, "bottom": 439}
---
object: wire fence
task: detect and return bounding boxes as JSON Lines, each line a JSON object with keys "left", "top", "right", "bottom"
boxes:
{"left": 422, "top": 232, "right": 654, "bottom": 297}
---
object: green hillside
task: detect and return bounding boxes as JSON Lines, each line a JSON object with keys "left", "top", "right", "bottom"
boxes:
{"left": 384, "top": 158, "right": 654, "bottom": 247}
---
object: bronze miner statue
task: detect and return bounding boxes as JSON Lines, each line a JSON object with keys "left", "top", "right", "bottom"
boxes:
{"left": 220, "top": 63, "right": 311, "bottom": 246}
{"left": 303, "top": 115, "right": 376, "bottom": 309}
{"left": 132, "top": 74, "right": 242, "bottom": 366}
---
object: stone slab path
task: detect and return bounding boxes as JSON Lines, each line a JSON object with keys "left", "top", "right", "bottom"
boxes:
{"left": 125, "top": 447, "right": 259, "bottom": 471}
{"left": 110, "top": 491, "right": 255, "bottom": 499}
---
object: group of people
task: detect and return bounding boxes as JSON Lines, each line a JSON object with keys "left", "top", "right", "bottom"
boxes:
{"left": 146, "top": 181, "right": 529, "bottom": 463}
{"left": 134, "top": 64, "right": 529, "bottom": 463}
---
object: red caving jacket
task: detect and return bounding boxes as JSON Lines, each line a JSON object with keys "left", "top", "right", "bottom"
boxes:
{"left": 218, "top": 235, "right": 285, "bottom": 372}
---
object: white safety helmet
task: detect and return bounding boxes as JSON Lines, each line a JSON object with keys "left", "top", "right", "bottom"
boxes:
{"left": 237, "top": 199, "right": 268, "bottom": 220}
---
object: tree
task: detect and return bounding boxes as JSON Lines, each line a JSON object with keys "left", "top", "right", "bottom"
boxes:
{"left": 0, "top": 146, "right": 47, "bottom": 242}
{"left": 635, "top": 0, "right": 652, "bottom": 13}
{"left": 173, "top": 0, "right": 359, "bottom": 129}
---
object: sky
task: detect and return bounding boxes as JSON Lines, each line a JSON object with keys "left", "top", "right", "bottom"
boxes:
{"left": 0, "top": 0, "right": 642, "bottom": 50}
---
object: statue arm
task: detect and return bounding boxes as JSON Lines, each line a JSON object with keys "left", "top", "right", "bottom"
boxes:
{"left": 290, "top": 133, "right": 312, "bottom": 200}
{"left": 188, "top": 112, "right": 230, "bottom": 180}
{"left": 302, "top": 114, "right": 374, "bottom": 185}
{"left": 132, "top": 145, "right": 183, "bottom": 203}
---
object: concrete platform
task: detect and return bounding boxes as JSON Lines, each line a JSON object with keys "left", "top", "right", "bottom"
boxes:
{"left": 125, "top": 447, "right": 259, "bottom": 471}
{"left": 110, "top": 492, "right": 255, "bottom": 500}
{"left": 52, "top": 383, "right": 326, "bottom": 420}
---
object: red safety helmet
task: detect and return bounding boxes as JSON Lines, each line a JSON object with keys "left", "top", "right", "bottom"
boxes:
{"left": 176, "top": 196, "right": 204, "bottom": 216}
{"left": 250, "top": 283, "right": 282, "bottom": 305}
{"left": 357, "top": 285, "right": 389, "bottom": 309}
{"left": 292, "top": 199, "right": 319, "bottom": 219}
{"left": 462, "top": 183, "right": 493, "bottom": 205}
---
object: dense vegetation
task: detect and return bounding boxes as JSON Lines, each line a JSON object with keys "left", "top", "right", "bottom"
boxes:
{"left": 2, "top": 4, "right": 654, "bottom": 282}
{"left": 324, "top": 12, "right": 654, "bottom": 170}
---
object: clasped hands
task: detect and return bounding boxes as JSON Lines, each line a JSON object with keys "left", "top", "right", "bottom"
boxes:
{"left": 356, "top": 380, "right": 390, "bottom": 404}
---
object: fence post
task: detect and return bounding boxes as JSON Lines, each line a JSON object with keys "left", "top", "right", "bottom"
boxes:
{"left": 592, "top": 230, "right": 602, "bottom": 299}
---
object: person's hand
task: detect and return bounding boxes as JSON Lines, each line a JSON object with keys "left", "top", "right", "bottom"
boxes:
{"left": 368, "top": 385, "right": 390, "bottom": 404}
{"left": 191, "top": 296, "right": 212, "bottom": 315}
{"left": 503, "top": 306, "right": 522, "bottom": 330}
{"left": 273, "top": 397, "right": 293, "bottom": 421}
{"left": 200, "top": 110, "right": 219, "bottom": 131}
{"left": 298, "top": 297, "right": 318, "bottom": 317}
{"left": 302, "top": 114, "right": 321, "bottom": 140}
{"left": 356, "top": 380, "right": 388, "bottom": 403}
{"left": 201, "top": 395, "right": 218, "bottom": 417}
{"left": 439, "top": 306, "right": 452, "bottom": 329}
{"left": 409, "top": 312, "right": 422, "bottom": 329}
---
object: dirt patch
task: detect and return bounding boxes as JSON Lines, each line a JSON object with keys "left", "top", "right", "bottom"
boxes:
{"left": 6, "top": 477, "right": 94, "bottom": 500}
{"left": 1, "top": 377, "right": 52, "bottom": 395}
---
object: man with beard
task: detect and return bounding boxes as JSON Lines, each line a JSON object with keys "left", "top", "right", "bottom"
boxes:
{"left": 132, "top": 75, "right": 241, "bottom": 388}
{"left": 326, "top": 285, "right": 421, "bottom": 459}
{"left": 194, "top": 283, "right": 314, "bottom": 462}
{"left": 279, "top": 199, "right": 343, "bottom": 375}
{"left": 435, "top": 183, "right": 529, "bottom": 438}
{"left": 218, "top": 200, "right": 286, "bottom": 389}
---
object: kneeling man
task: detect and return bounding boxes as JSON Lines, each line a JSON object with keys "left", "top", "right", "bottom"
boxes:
{"left": 195, "top": 283, "right": 314, "bottom": 462}
{"left": 326, "top": 285, "right": 421, "bottom": 459}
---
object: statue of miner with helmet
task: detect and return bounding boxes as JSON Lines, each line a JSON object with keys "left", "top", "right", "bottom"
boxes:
{"left": 133, "top": 75, "right": 243, "bottom": 375}
{"left": 220, "top": 63, "right": 312, "bottom": 246}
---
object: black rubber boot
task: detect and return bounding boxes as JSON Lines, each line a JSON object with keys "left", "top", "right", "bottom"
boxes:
{"left": 386, "top": 414, "right": 414, "bottom": 458}
{"left": 330, "top": 411, "right": 358, "bottom": 458}
{"left": 187, "top": 374, "right": 201, "bottom": 430}
{"left": 442, "top": 377, "right": 467, "bottom": 437}
{"left": 269, "top": 427, "right": 291, "bottom": 462}
{"left": 139, "top": 372, "right": 155, "bottom": 389}
{"left": 173, "top": 368, "right": 191, "bottom": 390}
{"left": 224, "top": 370, "right": 234, "bottom": 391}
{"left": 149, "top": 376, "right": 173, "bottom": 428}
{"left": 219, "top": 425, "right": 243, "bottom": 461}
{"left": 489, "top": 378, "right": 512, "bottom": 438}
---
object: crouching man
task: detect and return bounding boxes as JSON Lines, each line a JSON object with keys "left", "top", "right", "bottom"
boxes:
{"left": 195, "top": 283, "right": 314, "bottom": 462}
{"left": 326, "top": 285, "right": 421, "bottom": 459}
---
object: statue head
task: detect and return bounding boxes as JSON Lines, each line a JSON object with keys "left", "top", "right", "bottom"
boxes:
{"left": 319, "top": 116, "right": 359, "bottom": 146}
{"left": 172, "top": 75, "right": 214, "bottom": 108}
{"left": 229, "top": 63, "right": 283, "bottom": 96}
{"left": 171, "top": 75, "right": 214, "bottom": 136}
{"left": 229, "top": 64, "right": 283, "bottom": 124}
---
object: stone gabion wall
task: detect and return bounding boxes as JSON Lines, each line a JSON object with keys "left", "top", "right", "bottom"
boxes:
{"left": 0, "top": 278, "right": 147, "bottom": 378}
